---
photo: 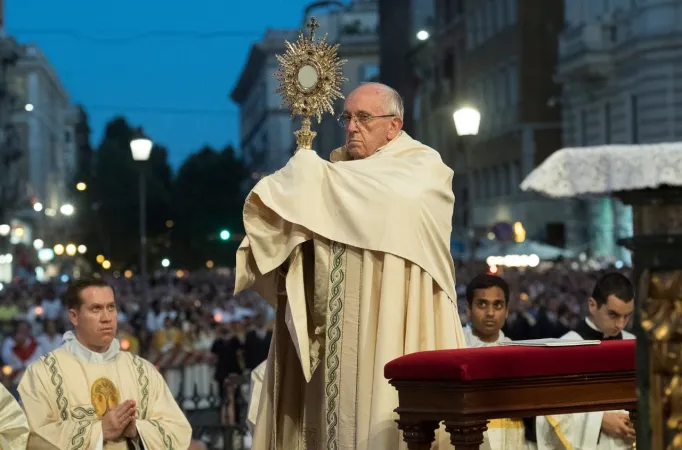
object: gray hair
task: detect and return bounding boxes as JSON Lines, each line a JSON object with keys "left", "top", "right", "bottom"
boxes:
{"left": 359, "top": 82, "right": 404, "bottom": 120}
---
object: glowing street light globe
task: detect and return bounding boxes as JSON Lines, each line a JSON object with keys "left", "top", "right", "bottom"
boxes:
{"left": 130, "top": 137, "right": 153, "bottom": 161}
{"left": 60, "top": 204, "right": 75, "bottom": 216}
{"left": 453, "top": 107, "right": 481, "bottom": 136}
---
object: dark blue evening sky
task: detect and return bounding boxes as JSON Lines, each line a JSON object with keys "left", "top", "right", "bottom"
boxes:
{"left": 8, "top": 0, "right": 313, "bottom": 168}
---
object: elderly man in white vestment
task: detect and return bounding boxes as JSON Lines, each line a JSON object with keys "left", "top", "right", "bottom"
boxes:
{"left": 0, "top": 382, "right": 29, "bottom": 449}
{"left": 18, "top": 278, "right": 192, "bottom": 450}
{"left": 235, "top": 82, "right": 467, "bottom": 450}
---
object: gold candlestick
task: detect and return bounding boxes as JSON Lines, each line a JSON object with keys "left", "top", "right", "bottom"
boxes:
{"left": 274, "top": 17, "right": 347, "bottom": 150}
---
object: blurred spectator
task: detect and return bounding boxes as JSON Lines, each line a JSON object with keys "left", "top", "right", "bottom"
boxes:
{"left": 36, "top": 319, "right": 63, "bottom": 354}
{"left": 1, "top": 321, "right": 42, "bottom": 371}
{"left": 243, "top": 314, "right": 272, "bottom": 372}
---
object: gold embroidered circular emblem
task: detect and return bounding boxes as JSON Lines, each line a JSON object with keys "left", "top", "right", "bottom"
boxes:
{"left": 90, "top": 377, "right": 120, "bottom": 418}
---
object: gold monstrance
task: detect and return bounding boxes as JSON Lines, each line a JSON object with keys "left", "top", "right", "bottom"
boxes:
{"left": 274, "top": 17, "right": 347, "bottom": 150}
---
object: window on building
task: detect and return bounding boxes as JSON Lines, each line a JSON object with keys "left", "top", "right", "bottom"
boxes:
{"left": 487, "top": 167, "right": 496, "bottom": 198}
{"left": 507, "top": 0, "right": 517, "bottom": 25}
{"left": 502, "top": 163, "right": 511, "bottom": 196}
{"left": 64, "top": 130, "right": 71, "bottom": 143}
{"left": 475, "top": 8, "right": 484, "bottom": 46}
{"left": 456, "top": 0, "right": 464, "bottom": 15}
{"left": 50, "top": 134, "right": 58, "bottom": 169}
{"left": 484, "top": 78, "right": 494, "bottom": 130}
{"left": 580, "top": 109, "right": 588, "bottom": 146}
{"left": 511, "top": 160, "right": 521, "bottom": 192}
{"left": 508, "top": 65, "right": 519, "bottom": 106}
{"left": 604, "top": 102, "right": 611, "bottom": 144}
{"left": 630, "top": 95, "right": 639, "bottom": 143}
{"left": 444, "top": 0, "right": 453, "bottom": 24}
{"left": 489, "top": 0, "right": 498, "bottom": 34}
{"left": 443, "top": 50, "right": 455, "bottom": 92}
{"left": 494, "top": 165, "right": 502, "bottom": 197}
{"left": 497, "top": 0, "right": 507, "bottom": 31}
{"left": 7, "top": 74, "right": 28, "bottom": 105}
{"left": 497, "top": 70, "right": 506, "bottom": 108}
{"left": 466, "top": 13, "right": 475, "bottom": 49}
{"left": 481, "top": 3, "right": 489, "bottom": 41}
{"left": 473, "top": 170, "right": 480, "bottom": 199}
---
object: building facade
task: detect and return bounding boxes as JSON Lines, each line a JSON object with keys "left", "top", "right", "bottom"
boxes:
{"left": 378, "top": 0, "right": 441, "bottom": 135}
{"left": 409, "top": 0, "right": 570, "bottom": 253}
{"left": 231, "top": 28, "right": 299, "bottom": 191}
{"left": 556, "top": 0, "right": 682, "bottom": 261}
{"left": 8, "top": 44, "right": 77, "bottom": 218}
{"left": 0, "top": 41, "right": 78, "bottom": 280}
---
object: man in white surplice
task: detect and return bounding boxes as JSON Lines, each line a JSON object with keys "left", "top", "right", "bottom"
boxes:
{"left": 464, "top": 273, "right": 536, "bottom": 450}
{"left": 536, "top": 272, "right": 636, "bottom": 449}
{"left": 18, "top": 279, "right": 192, "bottom": 450}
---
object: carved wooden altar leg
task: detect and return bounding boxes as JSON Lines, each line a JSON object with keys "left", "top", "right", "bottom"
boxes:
{"left": 444, "top": 419, "right": 488, "bottom": 450}
{"left": 397, "top": 420, "right": 440, "bottom": 450}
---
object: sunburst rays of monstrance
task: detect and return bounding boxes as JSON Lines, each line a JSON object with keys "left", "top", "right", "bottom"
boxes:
{"left": 274, "top": 17, "right": 348, "bottom": 150}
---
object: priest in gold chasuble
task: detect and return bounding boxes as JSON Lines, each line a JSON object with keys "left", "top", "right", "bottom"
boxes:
{"left": 236, "top": 76, "right": 467, "bottom": 448}
{"left": 17, "top": 279, "right": 192, "bottom": 450}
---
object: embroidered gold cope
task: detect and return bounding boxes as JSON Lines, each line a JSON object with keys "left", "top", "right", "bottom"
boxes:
{"left": 0, "top": 382, "right": 29, "bottom": 449}
{"left": 18, "top": 347, "right": 192, "bottom": 450}
{"left": 236, "top": 132, "right": 467, "bottom": 450}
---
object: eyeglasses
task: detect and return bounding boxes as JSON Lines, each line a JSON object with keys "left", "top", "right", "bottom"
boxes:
{"left": 337, "top": 112, "right": 395, "bottom": 127}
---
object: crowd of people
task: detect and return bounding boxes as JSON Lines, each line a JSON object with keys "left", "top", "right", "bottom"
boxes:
{"left": 0, "top": 260, "right": 631, "bottom": 448}
{"left": 0, "top": 272, "right": 273, "bottom": 411}
{"left": 0, "top": 260, "right": 630, "bottom": 379}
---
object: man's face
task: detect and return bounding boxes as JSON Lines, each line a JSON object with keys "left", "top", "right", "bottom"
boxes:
{"left": 589, "top": 294, "right": 634, "bottom": 337}
{"left": 466, "top": 287, "right": 508, "bottom": 342}
{"left": 69, "top": 286, "right": 118, "bottom": 352}
{"left": 342, "top": 84, "right": 402, "bottom": 160}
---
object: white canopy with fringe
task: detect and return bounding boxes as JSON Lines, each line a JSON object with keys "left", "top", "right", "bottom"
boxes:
{"left": 520, "top": 142, "right": 682, "bottom": 197}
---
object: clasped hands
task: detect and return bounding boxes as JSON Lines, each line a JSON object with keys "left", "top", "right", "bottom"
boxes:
{"left": 601, "top": 412, "right": 636, "bottom": 442}
{"left": 102, "top": 399, "right": 138, "bottom": 442}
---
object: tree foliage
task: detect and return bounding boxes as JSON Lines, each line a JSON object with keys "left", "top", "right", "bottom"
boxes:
{"left": 78, "top": 115, "right": 249, "bottom": 272}
{"left": 83, "top": 117, "right": 173, "bottom": 272}
{"left": 172, "top": 145, "right": 248, "bottom": 269}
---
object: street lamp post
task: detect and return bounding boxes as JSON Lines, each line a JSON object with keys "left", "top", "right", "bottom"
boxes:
{"left": 130, "top": 136, "right": 153, "bottom": 294}
{"left": 453, "top": 106, "right": 481, "bottom": 261}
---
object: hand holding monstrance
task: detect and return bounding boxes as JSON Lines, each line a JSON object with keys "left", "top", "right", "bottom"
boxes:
{"left": 274, "top": 17, "right": 347, "bottom": 150}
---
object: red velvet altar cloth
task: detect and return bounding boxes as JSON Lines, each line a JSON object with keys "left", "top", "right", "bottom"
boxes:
{"left": 384, "top": 340, "right": 635, "bottom": 381}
